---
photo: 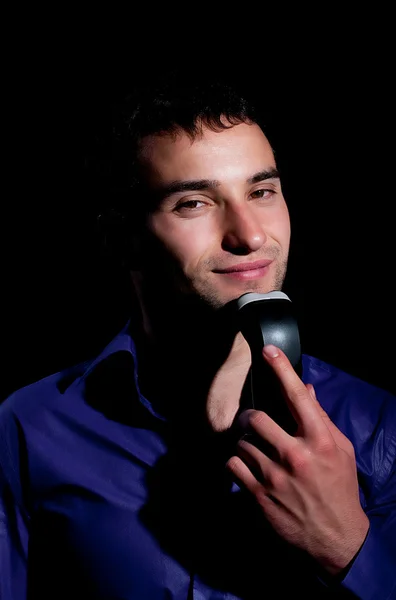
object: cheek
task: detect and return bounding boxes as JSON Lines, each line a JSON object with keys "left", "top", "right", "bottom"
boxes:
{"left": 268, "top": 205, "right": 291, "bottom": 249}
{"left": 149, "top": 216, "right": 216, "bottom": 267}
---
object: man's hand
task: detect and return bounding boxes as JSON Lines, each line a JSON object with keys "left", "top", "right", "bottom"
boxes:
{"left": 226, "top": 344, "right": 369, "bottom": 576}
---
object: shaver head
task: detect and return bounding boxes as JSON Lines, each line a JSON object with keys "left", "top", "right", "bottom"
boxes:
{"left": 236, "top": 291, "right": 301, "bottom": 369}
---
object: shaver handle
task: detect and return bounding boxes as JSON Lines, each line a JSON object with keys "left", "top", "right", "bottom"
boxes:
{"left": 237, "top": 292, "right": 301, "bottom": 434}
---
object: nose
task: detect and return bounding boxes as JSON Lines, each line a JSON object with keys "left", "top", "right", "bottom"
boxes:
{"left": 221, "top": 204, "right": 266, "bottom": 254}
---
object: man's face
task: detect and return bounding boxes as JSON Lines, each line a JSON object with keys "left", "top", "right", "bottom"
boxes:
{"left": 136, "top": 121, "right": 291, "bottom": 310}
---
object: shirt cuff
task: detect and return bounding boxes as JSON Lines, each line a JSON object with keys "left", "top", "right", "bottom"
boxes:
{"left": 339, "top": 521, "right": 396, "bottom": 600}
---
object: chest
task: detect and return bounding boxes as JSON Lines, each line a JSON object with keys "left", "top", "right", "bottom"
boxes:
{"left": 26, "top": 419, "right": 323, "bottom": 598}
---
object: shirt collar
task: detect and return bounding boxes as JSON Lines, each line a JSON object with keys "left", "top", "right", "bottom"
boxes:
{"left": 74, "top": 320, "right": 167, "bottom": 422}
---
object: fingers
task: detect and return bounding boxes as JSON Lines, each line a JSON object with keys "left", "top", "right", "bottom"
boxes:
{"left": 262, "top": 345, "right": 329, "bottom": 441}
{"left": 226, "top": 440, "right": 288, "bottom": 509}
{"left": 237, "top": 439, "right": 283, "bottom": 487}
{"left": 238, "top": 409, "right": 297, "bottom": 461}
{"left": 226, "top": 454, "right": 262, "bottom": 496}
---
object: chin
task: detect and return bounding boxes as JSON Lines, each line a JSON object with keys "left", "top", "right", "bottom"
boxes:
{"left": 220, "top": 283, "right": 280, "bottom": 305}
{"left": 184, "top": 276, "right": 283, "bottom": 311}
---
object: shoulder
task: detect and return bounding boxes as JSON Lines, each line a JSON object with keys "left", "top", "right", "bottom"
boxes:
{"left": 0, "top": 360, "right": 91, "bottom": 496}
{"left": 0, "top": 359, "right": 92, "bottom": 432}
{"left": 0, "top": 322, "right": 136, "bottom": 430}
{"left": 0, "top": 322, "right": 137, "bottom": 499}
{"left": 302, "top": 353, "right": 395, "bottom": 417}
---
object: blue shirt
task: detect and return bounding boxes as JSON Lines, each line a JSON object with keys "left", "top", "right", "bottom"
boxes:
{"left": 1, "top": 322, "right": 395, "bottom": 599}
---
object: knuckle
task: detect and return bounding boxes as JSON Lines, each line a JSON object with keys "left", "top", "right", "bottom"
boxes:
{"left": 315, "top": 435, "right": 336, "bottom": 455}
{"left": 255, "top": 486, "right": 271, "bottom": 509}
{"left": 226, "top": 456, "right": 240, "bottom": 473}
{"left": 267, "top": 467, "right": 287, "bottom": 492}
{"left": 249, "top": 410, "right": 267, "bottom": 430}
{"left": 253, "top": 480, "right": 265, "bottom": 498}
{"left": 293, "top": 386, "right": 308, "bottom": 402}
{"left": 286, "top": 443, "right": 312, "bottom": 473}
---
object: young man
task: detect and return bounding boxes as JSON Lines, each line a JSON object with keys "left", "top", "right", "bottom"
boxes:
{"left": 1, "top": 78, "right": 395, "bottom": 599}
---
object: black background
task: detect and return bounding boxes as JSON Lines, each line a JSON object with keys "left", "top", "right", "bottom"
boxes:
{"left": 3, "top": 31, "right": 396, "bottom": 400}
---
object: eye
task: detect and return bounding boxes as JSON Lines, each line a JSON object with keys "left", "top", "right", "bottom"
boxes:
{"left": 250, "top": 188, "right": 274, "bottom": 200}
{"left": 175, "top": 199, "right": 206, "bottom": 211}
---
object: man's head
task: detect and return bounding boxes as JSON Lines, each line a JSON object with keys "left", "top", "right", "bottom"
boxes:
{"left": 110, "top": 77, "right": 290, "bottom": 312}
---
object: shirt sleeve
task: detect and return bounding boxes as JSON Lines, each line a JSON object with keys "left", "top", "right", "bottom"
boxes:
{"left": 0, "top": 397, "right": 30, "bottom": 600}
{"left": 339, "top": 431, "right": 396, "bottom": 599}
{"left": 0, "top": 463, "right": 29, "bottom": 600}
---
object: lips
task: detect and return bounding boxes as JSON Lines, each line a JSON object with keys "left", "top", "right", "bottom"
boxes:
{"left": 213, "top": 259, "right": 273, "bottom": 273}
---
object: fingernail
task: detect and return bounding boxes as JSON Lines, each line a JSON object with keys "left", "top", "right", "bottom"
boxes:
{"left": 263, "top": 345, "right": 279, "bottom": 358}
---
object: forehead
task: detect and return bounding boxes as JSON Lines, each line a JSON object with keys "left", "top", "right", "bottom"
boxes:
{"left": 138, "top": 122, "right": 276, "bottom": 185}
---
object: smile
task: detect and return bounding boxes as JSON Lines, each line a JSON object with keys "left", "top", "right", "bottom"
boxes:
{"left": 213, "top": 259, "right": 273, "bottom": 281}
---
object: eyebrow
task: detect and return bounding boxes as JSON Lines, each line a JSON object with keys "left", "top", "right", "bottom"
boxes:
{"left": 157, "top": 167, "right": 280, "bottom": 201}
{"left": 247, "top": 168, "right": 280, "bottom": 185}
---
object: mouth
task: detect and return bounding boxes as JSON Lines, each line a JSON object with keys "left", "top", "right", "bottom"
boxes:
{"left": 213, "top": 259, "right": 273, "bottom": 281}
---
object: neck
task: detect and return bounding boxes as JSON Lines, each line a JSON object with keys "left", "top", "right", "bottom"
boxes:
{"left": 130, "top": 285, "right": 251, "bottom": 429}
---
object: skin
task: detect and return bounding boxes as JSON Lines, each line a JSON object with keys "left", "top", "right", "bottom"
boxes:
{"left": 131, "top": 120, "right": 369, "bottom": 576}
{"left": 138, "top": 121, "right": 290, "bottom": 309}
